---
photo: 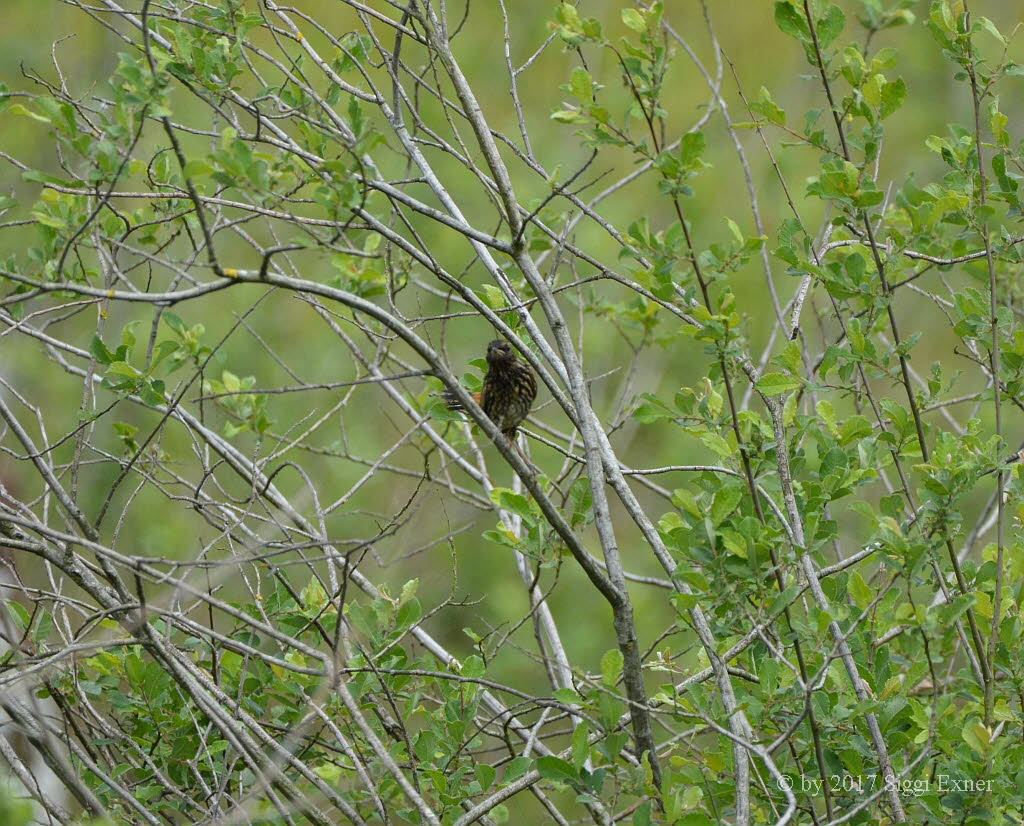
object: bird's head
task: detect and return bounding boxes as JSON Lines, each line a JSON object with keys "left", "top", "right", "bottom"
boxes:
{"left": 485, "top": 339, "right": 514, "bottom": 366}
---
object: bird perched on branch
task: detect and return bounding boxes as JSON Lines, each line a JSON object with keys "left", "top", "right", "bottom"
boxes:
{"left": 443, "top": 339, "right": 537, "bottom": 448}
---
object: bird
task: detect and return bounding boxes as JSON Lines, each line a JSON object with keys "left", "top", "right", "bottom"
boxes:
{"left": 443, "top": 339, "right": 537, "bottom": 448}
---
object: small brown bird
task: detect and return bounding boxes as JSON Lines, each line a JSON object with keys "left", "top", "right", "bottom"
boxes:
{"left": 443, "top": 339, "right": 537, "bottom": 446}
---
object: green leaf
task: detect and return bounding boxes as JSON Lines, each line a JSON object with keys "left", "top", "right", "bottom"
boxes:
{"left": 221, "top": 370, "right": 241, "bottom": 393}
{"left": 536, "top": 755, "right": 577, "bottom": 783}
{"left": 633, "top": 801, "right": 653, "bottom": 826}
{"left": 503, "top": 756, "right": 531, "bottom": 784}
{"left": 461, "top": 654, "right": 485, "bottom": 678}
{"left": 755, "top": 372, "right": 801, "bottom": 396}
{"left": 476, "top": 762, "right": 496, "bottom": 791}
{"left": 671, "top": 488, "right": 701, "bottom": 518}
{"left": 774, "top": 1, "right": 810, "bottom": 41}
{"left": 769, "top": 584, "right": 801, "bottom": 617}
{"left": 962, "top": 720, "right": 990, "bottom": 755}
{"left": 816, "top": 4, "right": 846, "bottom": 48}
{"left": 182, "top": 159, "right": 214, "bottom": 178}
{"left": 839, "top": 416, "right": 872, "bottom": 445}
{"left": 853, "top": 188, "right": 885, "bottom": 208}
{"left": 139, "top": 380, "right": 166, "bottom": 406}
{"left": 120, "top": 320, "right": 139, "bottom": 351}
{"left": 871, "top": 48, "right": 898, "bottom": 71}
{"left": 678, "top": 130, "right": 705, "bottom": 170}
{"left": 847, "top": 571, "right": 872, "bottom": 608}
{"left": 314, "top": 763, "right": 341, "bottom": 784}
{"left": 879, "top": 78, "right": 906, "bottom": 119}
{"left": 396, "top": 598, "right": 421, "bottom": 630}
{"left": 621, "top": 8, "right": 645, "bottom": 32}
{"left": 719, "top": 528, "right": 748, "bottom": 558}
{"left": 710, "top": 485, "right": 742, "bottom": 525}
{"left": 106, "top": 361, "right": 142, "bottom": 379}
{"left": 571, "top": 722, "right": 590, "bottom": 769}
{"left": 489, "top": 488, "right": 533, "bottom": 520}
{"left": 750, "top": 87, "right": 785, "bottom": 126}
{"left": 989, "top": 100, "right": 1009, "bottom": 148}
{"left": 778, "top": 340, "right": 802, "bottom": 374}
{"left": 551, "top": 107, "right": 587, "bottom": 124}
{"left": 89, "top": 335, "right": 114, "bottom": 365}
{"left": 148, "top": 340, "right": 180, "bottom": 372}
{"left": 696, "top": 431, "right": 733, "bottom": 458}
{"left": 568, "top": 67, "right": 593, "bottom": 102}
{"left": 8, "top": 103, "right": 51, "bottom": 123}
{"left": 600, "top": 648, "right": 623, "bottom": 686}
{"left": 556, "top": 3, "right": 580, "bottom": 27}
{"left": 4, "top": 600, "right": 30, "bottom": 632}
{"left": 973, "top": 16, "right": 1005, "bottom": 44}
{"left": 554, "top": 687, "right": 582, "bottom": 705}
{"left": 633, "top": 394, "right": 675, "bottom": 423}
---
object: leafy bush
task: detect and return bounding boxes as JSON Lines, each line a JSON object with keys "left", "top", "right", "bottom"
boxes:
{"left": 1, "top": 1, "right": 1023, "bottom": 823}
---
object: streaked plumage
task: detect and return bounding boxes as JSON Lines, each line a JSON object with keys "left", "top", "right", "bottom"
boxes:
{"left": 443, "top": 339, "right": 537, "bottom": 441}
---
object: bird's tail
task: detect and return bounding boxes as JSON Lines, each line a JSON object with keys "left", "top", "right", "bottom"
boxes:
{"left": 441, "top": 389, "right": 464, "bottom": 411}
